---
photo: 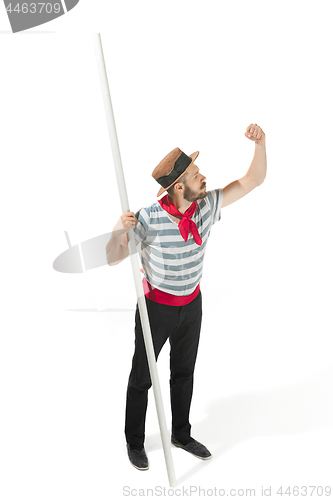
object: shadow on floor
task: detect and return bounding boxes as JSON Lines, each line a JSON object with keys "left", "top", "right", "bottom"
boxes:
{"left": 145, "top": 366, "right": 333, "bottom": 484}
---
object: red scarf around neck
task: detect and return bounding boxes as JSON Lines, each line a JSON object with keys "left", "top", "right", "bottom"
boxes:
{"left": 158, "top": 194, "right": 202, "bottom": 246}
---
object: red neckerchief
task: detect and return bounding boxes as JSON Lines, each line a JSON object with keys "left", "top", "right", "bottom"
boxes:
{"left": 158, "top": 194, "right": 202, "bottom": 246}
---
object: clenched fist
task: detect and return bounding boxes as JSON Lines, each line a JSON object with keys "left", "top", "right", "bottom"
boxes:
{"left": 245, "top": 123, "right": 265, "bottom": 146}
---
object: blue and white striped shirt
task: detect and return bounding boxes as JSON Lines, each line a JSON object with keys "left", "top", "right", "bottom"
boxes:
{"left": 133, "top": 188, "right": 223, "bottom": 296}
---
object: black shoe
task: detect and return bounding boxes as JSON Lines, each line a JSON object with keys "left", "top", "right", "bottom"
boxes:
{"left": 171, "top": 436, "right": 212, "bottom": 460}
{"left": 126, "top": 444, "right": 149, "bottom": 470}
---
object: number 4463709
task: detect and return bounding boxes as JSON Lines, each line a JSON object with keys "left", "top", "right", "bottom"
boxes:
{"left": 6, "top": 3, "right": 61, "bottom": 14}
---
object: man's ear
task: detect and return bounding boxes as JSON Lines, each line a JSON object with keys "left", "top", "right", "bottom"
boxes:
{"left": 174, "top": 182, "right": 184, "bottom": 192}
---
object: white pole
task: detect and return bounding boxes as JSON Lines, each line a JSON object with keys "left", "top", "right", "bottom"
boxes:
{"left": 92, "top": 33, "right": 176, "bottom": 488}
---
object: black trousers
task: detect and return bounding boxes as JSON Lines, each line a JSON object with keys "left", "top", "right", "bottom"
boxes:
{"left": 125, "top": 290, "right": 202, "bottom": 448}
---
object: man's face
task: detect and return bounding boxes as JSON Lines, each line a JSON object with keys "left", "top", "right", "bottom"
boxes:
{"left": 182, "top": 163, "right": 207, "bottom": 202}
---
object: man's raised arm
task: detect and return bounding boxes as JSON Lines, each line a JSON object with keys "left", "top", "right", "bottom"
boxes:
{"left": 221, "top": 124, "right": 267, "bottom": 208}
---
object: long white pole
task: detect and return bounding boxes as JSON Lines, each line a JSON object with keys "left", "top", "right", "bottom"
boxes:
{"left": 92, "top": 33, "right": 176, "bottom": 488}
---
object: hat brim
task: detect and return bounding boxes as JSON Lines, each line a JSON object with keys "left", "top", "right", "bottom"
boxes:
{"left": 157, "top": 151, "right": 199, "bottom": 197}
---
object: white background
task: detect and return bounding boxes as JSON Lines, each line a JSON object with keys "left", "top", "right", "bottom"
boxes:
{"left": 1, "top": 1, "right": 333, "bottom": 498}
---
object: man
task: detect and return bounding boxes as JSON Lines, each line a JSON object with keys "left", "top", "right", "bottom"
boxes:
{"left": 106, "top": 123, "right": 267, "bottom": 470}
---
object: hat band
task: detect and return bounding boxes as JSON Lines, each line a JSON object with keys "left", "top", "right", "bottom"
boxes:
{"left": 156, "top": 152, "right": 192, "bottom": 189}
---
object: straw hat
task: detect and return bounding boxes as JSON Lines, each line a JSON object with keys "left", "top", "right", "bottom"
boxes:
{"left": 152, "top": 148, "right": 199, "bottom": 197}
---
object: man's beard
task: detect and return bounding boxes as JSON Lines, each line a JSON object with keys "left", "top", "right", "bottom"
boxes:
{"left": 183, "top": 183, "right": 207, "bottom": 202}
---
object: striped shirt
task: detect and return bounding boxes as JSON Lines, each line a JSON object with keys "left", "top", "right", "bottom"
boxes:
{"left": 133, "top": 188, "right": 223, "bottom": 296}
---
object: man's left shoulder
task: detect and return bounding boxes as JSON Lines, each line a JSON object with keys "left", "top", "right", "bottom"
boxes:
{"left": 203, "top": 188, "right": 221, "bottom": 207}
